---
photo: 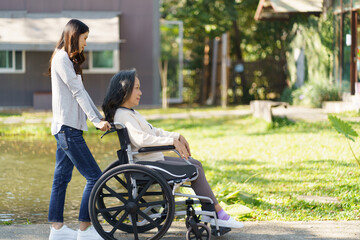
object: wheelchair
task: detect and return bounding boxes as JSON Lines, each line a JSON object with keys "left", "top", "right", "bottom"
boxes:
{"left": 89, "top": 122, "right": 232, "bottom": 240}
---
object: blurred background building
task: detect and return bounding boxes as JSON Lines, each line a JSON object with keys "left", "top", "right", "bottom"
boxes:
{"left": 0, "top": 0, "right": 161, "bottom": 109}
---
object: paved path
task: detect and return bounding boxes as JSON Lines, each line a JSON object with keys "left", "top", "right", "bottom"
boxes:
{"left": 1, "top": 221, "right": 359, "bottom": 240}
{"left": 144, "top": 109, "right": 252, "bottom": 121}
{"left": 0, "top": 106, "right": 332, "bottom": 124}
{"left": 145, "top": 106, "right": 330, "bottom": 122}
{"left": 145, "top": 106, "right": 334, "bottom": 123}
{"left": 271, "top": 106, "right": 330, "bottom": 122}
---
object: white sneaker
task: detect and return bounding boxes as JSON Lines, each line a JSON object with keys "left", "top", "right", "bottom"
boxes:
{"left": 202, "top": 215, "right": 244, "bottom": 229}
{"left": 49, "top": 225, "right": 77, "bottom": 240}
{"left": 77, "top": 225, "right": 103, "bottom": 240}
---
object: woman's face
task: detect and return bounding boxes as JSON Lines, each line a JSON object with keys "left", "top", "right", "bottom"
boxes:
{"left": 78, "top": 32, "right": 88, "bottom": 53}
{"left": 124, "top": 77, "right": 142, "bottom": 108}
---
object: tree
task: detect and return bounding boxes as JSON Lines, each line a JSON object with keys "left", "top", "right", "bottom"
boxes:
{"left": 160, "top": 0, "right": 295, "bottom": 104}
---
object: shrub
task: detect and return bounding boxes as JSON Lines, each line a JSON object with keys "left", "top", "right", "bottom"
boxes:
{"left": 280, "top": 86, "right": 295, "bottom": 104}
{"left": 292, "top": 82, "right": 341, "bottom": 108}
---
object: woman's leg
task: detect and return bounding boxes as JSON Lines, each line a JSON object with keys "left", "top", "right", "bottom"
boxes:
{"left": 162, "top": 156, "right": 244, "bottom": 228}
{"left": 48, "top": 136, "right": 75, "bottom": 225}
{"left": 163, "top": 156, "right": 218, "bottom": 205}
{"left": 61, "top": 126, "right": 102, "bottom": 227}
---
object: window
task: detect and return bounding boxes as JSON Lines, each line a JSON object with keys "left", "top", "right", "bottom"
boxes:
{"left": 0, "top": 50, "right": 25, "bottom": 73}
{"left": 83, "top": 50, "right": 119, "bottom": 73}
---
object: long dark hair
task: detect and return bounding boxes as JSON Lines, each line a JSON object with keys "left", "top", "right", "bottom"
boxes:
{"left": 48, "top": 19, "right": 89, "bottom": 76}
{"left": 102, "top": 69, "right": 137, "bottom": 122}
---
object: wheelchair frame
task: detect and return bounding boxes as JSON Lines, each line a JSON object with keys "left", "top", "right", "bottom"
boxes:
{"left": 88, "top": 122, "right": 231, "bottom": 240}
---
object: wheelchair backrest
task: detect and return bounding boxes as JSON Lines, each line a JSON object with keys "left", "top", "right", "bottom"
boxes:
{"left": 116, "top": 127, "right": 131, "bottom": 150}
{"left": 115, "top": 127, "right": 131, "bottom": 165}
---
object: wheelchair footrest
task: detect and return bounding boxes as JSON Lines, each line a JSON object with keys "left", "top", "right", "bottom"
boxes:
{"left": 211, "top": 225, "right": 231, "bottom": 236}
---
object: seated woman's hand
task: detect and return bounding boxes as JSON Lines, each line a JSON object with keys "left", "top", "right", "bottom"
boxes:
{"left": 179, "top": 135, "right": 191, "bottom": 156}
{"left": 174, "top": 139, "right": 190, "bottom": 160}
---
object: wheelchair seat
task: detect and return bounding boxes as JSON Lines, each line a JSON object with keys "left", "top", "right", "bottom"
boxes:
{"left": 136, "top": 161, "right": 198, "bottom": 182}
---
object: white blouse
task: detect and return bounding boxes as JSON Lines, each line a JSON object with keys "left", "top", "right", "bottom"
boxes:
{"left": 114, "top": 108, "right": 180, "bottom": 162}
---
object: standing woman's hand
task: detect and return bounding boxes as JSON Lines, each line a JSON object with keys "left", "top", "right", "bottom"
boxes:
{"left": 96, "top": 120, "right": 111, "bottom": 131}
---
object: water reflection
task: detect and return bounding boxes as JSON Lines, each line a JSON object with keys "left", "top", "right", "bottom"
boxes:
{"left": 0, "top": 134, "right": 120, "bottom": 223}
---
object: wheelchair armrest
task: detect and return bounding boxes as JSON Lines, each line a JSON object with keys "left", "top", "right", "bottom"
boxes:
{"left": 138, "top": 145, "right": 175, "bottom": 153}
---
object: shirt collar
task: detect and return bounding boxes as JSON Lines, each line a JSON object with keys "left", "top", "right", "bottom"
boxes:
{"left": 119, "top": 106, "right": 135, "bottom": 112}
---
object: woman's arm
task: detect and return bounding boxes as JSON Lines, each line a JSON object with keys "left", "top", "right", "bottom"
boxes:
{"left": 116, "top": 112, "right": 190, "bottom": 159}
{"left": 85, "top": 90, "right": 103, "bottom": 120}
{"left": 125, "top": 121, "right": 175, "bottom": 148}
{"left": 152, "top": 126, "right": 180, "bottom": 139}
{"left": 153, "top": 126, "right": 191, "bottom": 156}
{"left": 55, "top": 54, "right": 102, "bottom": 127}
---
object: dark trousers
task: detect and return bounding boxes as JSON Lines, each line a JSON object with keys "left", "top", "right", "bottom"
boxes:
{"left": 162, "top": 156, "right": 218, "bottom": 205}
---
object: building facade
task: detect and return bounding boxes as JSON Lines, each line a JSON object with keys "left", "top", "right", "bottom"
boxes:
{"left": 0, "top": 0, "right": 161, "bottom": 109}
{"left": 332, "top": 0, "right": 360, "bottom": 95}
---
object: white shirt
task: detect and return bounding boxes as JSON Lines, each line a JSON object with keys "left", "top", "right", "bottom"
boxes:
{"left": 114, "top": 108, "right": 180, "bottom": 162}
{"left": 50, "top": 49, "right": 103, "bottom": 135}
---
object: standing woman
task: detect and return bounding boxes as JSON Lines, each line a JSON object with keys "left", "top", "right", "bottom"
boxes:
{"left": 48, "top": 19, "right": 110, "bottom": 240}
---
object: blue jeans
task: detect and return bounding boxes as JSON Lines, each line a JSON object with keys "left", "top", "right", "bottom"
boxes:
{"left": 48, "top": 125, "right": 102, "bottom": 222}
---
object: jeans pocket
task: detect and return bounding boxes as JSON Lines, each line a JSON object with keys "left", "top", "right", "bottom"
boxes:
{"left": 58, "top": 132, "right": 69, "bottom": 150}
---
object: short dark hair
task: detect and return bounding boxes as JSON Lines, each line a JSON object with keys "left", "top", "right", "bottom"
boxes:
{"left": 102, "top": 69, "right": 137, "bottom": 122}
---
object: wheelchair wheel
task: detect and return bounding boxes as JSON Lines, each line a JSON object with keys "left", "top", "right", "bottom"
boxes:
{"left": 186, "top": 223, "right": 211, "bottom": 240}
{"left": 102, "top": 159, "right": 121, "bottom": 174}
{"left": 89, "top": 164, "right": 175, "bottom": 240}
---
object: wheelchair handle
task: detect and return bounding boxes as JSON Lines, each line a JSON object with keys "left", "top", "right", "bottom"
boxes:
{"left": 100, "top": 122, "right": 126, "bottom": 139}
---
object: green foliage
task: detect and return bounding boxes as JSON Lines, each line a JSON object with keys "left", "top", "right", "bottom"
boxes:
{"left": 292, "top": 81, "right": 341, "bottom": 108}
{"left": 328, "top": 115, "right": 360, "bottom": 167}
{"left": 328, "top": 115, "right": 358, "bottom": 142}
{"left": 161, "top": 0, "right": 289, "bottom": 103}
{"left": 269, "top": 116, "right": 295, "bottom": 129}
{"left": 0, "top": 221, "right": 13, "bottom": 225}
{"left": 160, "top": 23, "right": 181, "bottom": 98}
{"left": 280, "top": 86, "right": 295, "bottom": 104}
{"left": 287, "top": 15, "right": 333, "bottom": 87}
{"left": 160, "top": 1, "right": 336, "bottom": 105}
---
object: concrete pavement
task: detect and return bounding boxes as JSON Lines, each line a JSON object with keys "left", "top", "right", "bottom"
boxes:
{"left": 1, "top": 220, "right": 360, "bottom": 239}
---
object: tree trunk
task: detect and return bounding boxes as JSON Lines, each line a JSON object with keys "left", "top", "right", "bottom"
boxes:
{"left": 232, "top": 19, "right": 251, "bottom": 103}
{"left": 158, "top": 59, "right": 168, "bottom": 109}
{"left": 200, "top": 37, "right": 211, "bottom": 104}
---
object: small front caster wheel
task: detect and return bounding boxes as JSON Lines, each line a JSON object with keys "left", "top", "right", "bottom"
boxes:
{"left": 186, "top": 223, "right": 211, "bottom": 240}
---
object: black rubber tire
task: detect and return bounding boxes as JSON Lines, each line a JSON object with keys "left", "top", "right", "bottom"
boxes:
{"left": 89, "top": 164, "right": 175, "bottom": 240}
{"left": 102, "top": 159, "right": 121, "bottom": 174}
{"left": 186, "top": 223, "right": 211, "bottom": 240}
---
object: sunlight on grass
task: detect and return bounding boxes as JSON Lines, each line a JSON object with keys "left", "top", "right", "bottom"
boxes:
{"left": 1, "top": 108, "right": 360, "bottom": 221}
{"left": 150, "top": 115, "right": 360, "bottom": 221}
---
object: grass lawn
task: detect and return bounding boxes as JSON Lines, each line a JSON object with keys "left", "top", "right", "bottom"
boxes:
{"left": 1, "top": 108, "right": 360, "bottom": 222}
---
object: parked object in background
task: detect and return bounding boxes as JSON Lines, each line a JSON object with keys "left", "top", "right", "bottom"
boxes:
{"left": 250, "top": 100, "right": 288, "bottom": 122}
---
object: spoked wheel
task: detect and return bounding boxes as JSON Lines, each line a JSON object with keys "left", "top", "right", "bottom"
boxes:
{"left": 186, "top": 223, "right": 211, "bottom": 240}
{"left": 89, "top": 164, "right": 175, "bottom": 240}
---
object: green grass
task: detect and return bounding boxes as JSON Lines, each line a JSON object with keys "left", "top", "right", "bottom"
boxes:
{"left": 1, "top": 108, "right": 360, "bottom": 221}
{"left": 0, "top": 221, "right": 13, "bottom": 225}
{"left": 149, "top": 114, "right": 360, "bottom": 221}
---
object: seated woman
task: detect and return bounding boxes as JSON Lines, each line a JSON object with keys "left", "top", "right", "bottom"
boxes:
{"left": 102, "top": 69, "right": 244, "bottom": 229}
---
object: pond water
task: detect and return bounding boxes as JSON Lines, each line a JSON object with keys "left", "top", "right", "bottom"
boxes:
{"left": 0, "top": 134, "right": 120, "bottom": 223}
